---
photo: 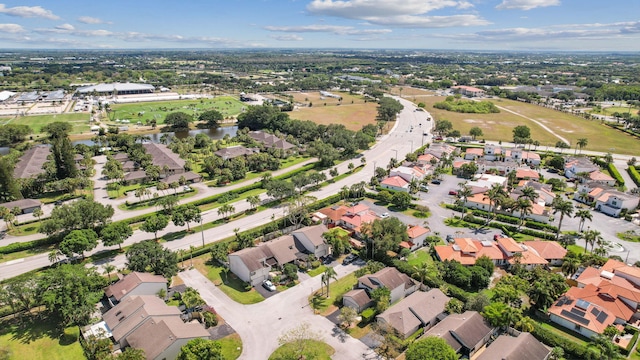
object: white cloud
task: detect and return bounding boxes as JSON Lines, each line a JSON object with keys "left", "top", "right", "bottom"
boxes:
{"left": 306, "top": 0, "right": 486, "bottom": 28}
{"left": 0, "top": 23, "right": 24, "bottom": 33}
{"left": 55, "top": 23, "right": 75, "bottom": 31}
{"left": 78, "top": 16, "right": 112, "bottom": 25}
{"left": 0, "top": 4, "right": 59, "bottom": 20}
{"left": 270, "top": 34, "right": 304, "bottom": 41}
{"left": 265, "top": 24, "right": 392, "bottom": 35}
{"left": 496, "top": 0, "right": 560, "bottom": 11}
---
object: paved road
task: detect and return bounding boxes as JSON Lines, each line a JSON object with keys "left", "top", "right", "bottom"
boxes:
{"left": 179, "top": 265, "right": 374, "bottom": 360}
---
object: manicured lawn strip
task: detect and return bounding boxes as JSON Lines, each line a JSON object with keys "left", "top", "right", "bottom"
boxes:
{"left": 190, "top": 254, "right": 264, "bottom": 304}
{"left": 536, "top": 321, "right": 590, "bottom": 347}
{"left": 7, "top": 223, "right": 40, "bottom": 236}
{"left": 198, "top": 188, "right": 265, "bottom": 212}
{"left": 307, "top": 265, "right": 327, "bottom": 277}
{"left": 118, "top": 188, "right": 198, "bottom": 211}
{"left": 268, "top": 339, "right": 334, "bottom": 360}
{"left": 0, "top": 244, "right": 55, "bottom": 263}
{"left": 315, "top": 273, "right": 358, "bottom": 316}
{"left": 567, "top": 244, "right": 587, "bottom": 254}
{"left": 218, "top": 333, "right": 242, "bottom": 360}
{"left": 0, "top": 318, "right": 85, "bottom": 360}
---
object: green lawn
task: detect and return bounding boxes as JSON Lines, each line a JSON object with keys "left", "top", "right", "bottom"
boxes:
{"left": 0, "top": 318, "right": 85, "bottom": 360}
{"left": 118, "top": 188, "right": 198, "bottom": 211}
{"left": 537, "top": 320, "right": 590, "bottom": 347}
{"left": 110, "top": 96, "right": 246, "bottom": 125}
{"left": 313, "top": 273, "right": 358, "bottom": 315}
{"left": 191, "top": 255, "right": 264, "bottom": 304}
{"left": 307, "top": 265, "right": 327, "bottom": 277}
{"left": 268, "top": 339, "right": 334, "bottom": 360}
{"left": 0, "top": 113, "right": 91, "bottom": 136}
{"left": 218, "top": 333, "right": 242, "bottom": 360}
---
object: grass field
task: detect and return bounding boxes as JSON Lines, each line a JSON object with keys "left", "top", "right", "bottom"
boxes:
{"left": 389, "top": 86, "right": 435, "bottom": 97}
{"left": 268, "top": 339, "right": 334, "bottom": 360}
{"left": 109, "top": 96, "right": 246, "bottom": 125}
{"left": 0, "top": 113, "right": 91, "bottom": 136}
{"left": 218, "top": 333, "right": 242, "bottom": 360}
{"left": 291, "top": 103, "right": 377, "bottom": 131}
{"left": 0, "top": 319, "right": 85, "bottom": 360}
{"left": 190, "top": 254, "right": 265, "bottom": 304}
{"left": 593, "top": 106, "right": 640, "bottom": 116}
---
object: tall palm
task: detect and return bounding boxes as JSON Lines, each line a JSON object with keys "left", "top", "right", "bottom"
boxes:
{"left": 576, "top": 138, "right": 588, "bottom": 155}
{"left": 561, "top": 257, "right": 580, "bottom": 277}
{"left": 575, "top": 209, "right": 593, "bottom": 232}
{"left": 321, "top": 267, "right": 338, "bottom": 298}
{"left": 518, "top": 186, "right": 538, "bottom": 204}
{"left": 457, "top": 184, "right": 473, "bottom": 218}
{"left": 103, "top": 263, "right": 116, "bottom": 283}
{"left": 484, "top": 184, "right": 507, "bottom": 224}
{"left": 412, "top": 264, "right": 430, "bottom": 290}
{"left": 515, "top": 198, "right": 533, "bottom": 229}
{"left": 584, "top": 229, "right": 604, "bottom": 254}
{"left": 553, "top": 198, "right": 574, "bottom": 240}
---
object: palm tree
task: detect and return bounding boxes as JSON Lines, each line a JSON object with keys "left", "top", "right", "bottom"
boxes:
{"left": 484, "top": 183, "right": 506, "bottom": 224}
{"left": 552, "top": 198, "right": 574, "bottom": 240}
{"left": 48, "top": 250, "right": 61, "bottom": 264}
{"left": 456, "top": 184, "right": 473, "bottom": 218}
{"left": 515, "top": 198, "right": 533, "bottom": 229}
{"left": 515, "top": 316, "right": 535, "bottom": 332}
{"left": 103, "top": 263, "right": 116, "bottom": 283}
{"left": 518, "top": 186, "right": 538, "bottom": 204}
{"left": 589, "top": 334, "right": 624, "bottom": 360}
{"left": 575, "top": 138, "right": 588, "bottom": 155}
{"left": 575, "top": 208, "right": 592, "bottom": 232}
{"left": 412, "top": 264, "right": 430, "bottom": 291}
{"left": 321, "top": 267, "right": 338, "bottom": 298}
{"left": 561, "top": 257, "right": 580, "bottom": 277}
{"left": 604, "top": 152, "right": 614, "bottom": 165}
{"left": 32, "top": 207, "right": 43, "bottom": 223}
{"left": 584, "top": 229, "right": 604, "bottom": 254}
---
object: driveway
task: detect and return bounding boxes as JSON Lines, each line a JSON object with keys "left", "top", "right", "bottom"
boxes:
{"left": 179, "top": 265, "right": 373, "bottom": 360}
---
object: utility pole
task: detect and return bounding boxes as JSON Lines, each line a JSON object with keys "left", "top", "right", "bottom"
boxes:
{"left": 200, "top": 216, "right": 205, "bottom": 247}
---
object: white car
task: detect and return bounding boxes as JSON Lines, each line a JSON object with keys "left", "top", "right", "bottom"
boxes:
{"left": 380, "top": 212, "right": 390, "bottom": 219}
{"left": 262, "top": 279, "right": 276, "bottom": 292}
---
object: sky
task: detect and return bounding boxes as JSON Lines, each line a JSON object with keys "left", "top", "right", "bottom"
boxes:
{"left": 0, "top": 0, "right": 638, "bottom": 51}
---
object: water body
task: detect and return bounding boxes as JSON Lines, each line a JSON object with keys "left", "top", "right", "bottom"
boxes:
{"left": 71, "top": 126, "right": 238, "bottom": 147}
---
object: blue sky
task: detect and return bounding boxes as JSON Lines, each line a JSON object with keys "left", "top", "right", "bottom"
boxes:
{"left": 0, "top": 0, "right": 638, "bottom": 51}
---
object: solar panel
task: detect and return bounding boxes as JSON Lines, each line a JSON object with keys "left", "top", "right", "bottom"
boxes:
{"left": 561, "top": 309, "right": 590, "bottom": 325}
{"left": 555, "top": 298, "right": 566, "bottom": 307}
{"left": 596, "top": 312, "right": 609, "bottom": 324}
{"left": 565, "top": 299, "right": 574, "bottom": 306}
{"left": 576, "top": 299, "right": 590, "bottom": 310}
{"left": 570, "top": 308, "right": 586, "bottom": 317}
{"left": 591, "top": 308, "right": 600, "bottom": 316}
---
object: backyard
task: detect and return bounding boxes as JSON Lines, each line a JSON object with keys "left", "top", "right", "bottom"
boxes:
{"left": 0, "top": 318, "right": 85, "bottom": 360}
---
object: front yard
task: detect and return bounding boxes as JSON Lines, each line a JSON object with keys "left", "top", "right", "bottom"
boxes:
{"left": 311, "top": 273, "right": 358, "bottom": 316}
{"left": 0, "top": 317, "right": 85, "bottom": 360}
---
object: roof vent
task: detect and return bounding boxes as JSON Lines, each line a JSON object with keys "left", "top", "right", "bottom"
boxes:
{"left": 600, "top": 270, "right": 614, "bottom": 280}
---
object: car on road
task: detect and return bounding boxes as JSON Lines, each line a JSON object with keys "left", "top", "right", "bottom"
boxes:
{"left": 431, "top": 179, "right": 442, "bottom": 185}
{"left": 434, "top": 135, "right": 443, "bottom": 141}
{"left": 322, "top": 256, "right": 334, "bottom": 265}
{"left": 448, "top": 189, "right": 458, "bottom": 196}
{"left": 342, "top": 254, "right": 357, "bottom": 265}
{"left": 420, "top": 185, "right": 429, "bottom": 192}
{"left": 262, "top": 279, "right": 276, "bottom": 292}
{"left": 54, "top": 200, "right": 63, "bottom": 206}
{"left": 380, "top": 212, "right": 390, "bottom": 219}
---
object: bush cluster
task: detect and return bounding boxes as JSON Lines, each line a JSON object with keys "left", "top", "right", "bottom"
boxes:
{"left": 531, "top": 323, "right": 599, "bottom": 360}
{"left": 628, "top": 166, "right": 640, "bottom": 186}
{"left": 607, "top": 163, "right": 625, "bottom": 186}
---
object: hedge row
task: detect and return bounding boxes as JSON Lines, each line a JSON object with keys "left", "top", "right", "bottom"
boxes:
{"left": 446, "top": 204, "right": 558, "bottom": 237}
{"left": 525, "top": 220, "right": 558, "bottom": 233}
{"left": 531, "top": 323, "right": 599, "bottom": 360}
{"left": 392, "top": 258, "right": 470, "bottom": 302}
{"left": 459, "top": 215, "right": 556, "bottom": 240}
{"left": 627, "top": 166, "right": 640, "bottom": 187}
{"left": 607, "top": 163, "right": 625, "bottom": 186}
{"left": 0, "top": 233, "right": 63, "bottom": 255}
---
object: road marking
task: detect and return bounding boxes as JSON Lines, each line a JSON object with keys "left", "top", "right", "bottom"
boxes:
{"left": 1, "top": 259, "right": 24, "bottom": 266}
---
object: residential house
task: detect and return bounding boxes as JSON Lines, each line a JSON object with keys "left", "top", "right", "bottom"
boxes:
{"left": 477, "top": 332, "right": 551, "bottom": 360}
{"left": 125, "top": 316, "right": 209, "bottom": 360}
{"left": 483, "top": 144, "right": 503, "bottom": 161}
{"left": 564, "top": 157, "right": 599, "bottom": 179}
{"left": 248, "top": 131, "right": 295, "bottom": 150}
{"left": 291, "top": 224, "right": 330, "bottom": 258}
{"left": 228, "top": 225, "right": 327, "bottom": 285}
{"left": 424, "top": 143, "right": 457, "bottom": 160}
{"left": 113, "top": 152, "right": 130, "bottom": 162}
{"left": 574, "top": 182, "right": 613, "bottom": 204}
{"left": 315, "top": 205, "right": 348, "bottom": 227}
{"left": 516, "top": 168, "right": 540, "bottom": 181}
{"left": 161, "top": 171, "right": 203, "bottom": 185}
{"left": 518, "top": 180, "right": 556, "bottom": 205}
{"left": 339, "top": 204, "right": 379, "bottom": 236}
{"left": 548, "top": 287, "right": 625, "bottom": 338}
{"left": 121, "top": 160, "right": 139, "bottom": 172}
{"left": 356, "top": 267, "right": 417, "bottom": 304}
{"left": 452, "top": 85, "right": 485, "bottom": 97}
{"left": 476, "top": 158, "right": 518, "bottom": 175}
{"left": 595, "top": 190, "right": 639, "bottom": 217}
{"left": 0, "top": 199, "right": 42, "bottom": 214}
{"left": 523, "top": 241, "right": 567, "bottom": 266}
{"left": 104, "top": 272, "right": 167, "bottom": 307}
{"left": 143, "top": 143, "right": 185, "bottom": 175}
{"left": 434, "top": 238, "right": 507, "bottom": 266}
{"left": 214, "top": 145, "right": 257, "bottom": 160}
{"left": 123, "top": 170, "right": 148, "bottom": 184}
{"left": 376, "top": 289, "right": 450, "bottom": 338}
{"left": 103, "top": 295, "right": 181, "bottom": 347}
{"left": 422, "top": 311, "right": 495, "bottom": 358}
{"left": 380, "top": 176, "right": 410, "bottom": 193}
{"left": 588, "top": 170, "right": 616, "bottom": 186}
{"left": 467, "top": 174, "right": 508, "bottom": 189}
{"left": 342, "top": 289, "right": 372, "bottom": 313}
{"left": 390, "top": 166, "right": 425, "bottom": 183}
{"left": 417, "top": 153, "right": 438, "bottom": 166}
{"left": 464, "top": 148, "right": 484, "bottom": 160}
{"left": 400, "top": 225, "right": 430, "bottom": 251}
{"left": 496, "top": 237, "right": 548, "bottom": 269}
{"left": 13, "top": 145, "right": 51, "bottom": 179}
{"left": 506, "top": 193, "right": 551, "bottom": 223}
{"left": 602, "top": 259, "right": 640, "bottom": 287}
{"left": 521, "top": 151, "right": 542, "bottom": 166}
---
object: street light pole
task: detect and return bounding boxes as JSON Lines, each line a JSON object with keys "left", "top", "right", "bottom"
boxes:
{"left": 200, "top": 216, "right": 205, "bottom": 248}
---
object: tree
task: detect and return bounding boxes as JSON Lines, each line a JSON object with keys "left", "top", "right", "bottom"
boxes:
{"left": 377, "top": 97, "right": 404, "bottom": 122}
{"left": 39, "top": 264, "right": 106, "bottom": 326}
{"left": 576, "top": 138, "right": 588, "bottom": 154}
{"left": 469, "top": 126, "right": 483, "bottom": 140}
{"left": 434, "top": 119, "right": 453, "bottom": 136}
{"left": 276, "top": 322, "right": 323, "bottom": 360}
{"left": 484, "top": 183, "right": 506, "bottom": 223}
{"left": 172, "top": 204, "right": 201, "bottom": 231}
{"left": 575, "top": 208, "right": 593, "bottom": 233}
{"left": 321, "top": 267, "right": 337, "bottom": 298}
{"left": 177, "top": 338, "right": 223, "bottom": 360}
{"left": 32, "top": 207, "right": 43, "bottom": 224}
{"left": 515, "top": 316, "right": 535, "bottom": 332}
{"left": 604, "top": 152, "right": 614, "bottom": 165}
{"left": 482, "top": 301, "right": 521, "bottom": 329}
{"left": 217, "top": 203, "right": 235, "bottom": 220}
{"left": 391, "top": 191, "right": 412, "bottom": 210}
{"left": 59, "top": 229, "right": 99, "bottom": 259}
{"left": 100, "top": 222, "right": 133, "bottom": 250}
{"left": 40, "top": 199, "right": 114, "bottom": 236}
{"left": 247, "top": 195, "right": 261, "bottom": 211}
{"left": 561, "top": 256, "right": 580, "bottom": 276}
{"left": 0, "top": 157, "right": 22, "bottom": 202}
{"left": 126, "top": 240, "right": 179, "bottom": 278}
{"left": 405, "top": 337, "right": 458, "bottom": 360}
{"left": 44, "top": 122, "right": 77, "bottom": 180}
{"left": 589, "top": 334, "right": 624, "bottom": 360}
{"left": 371, "top": 286, "right": 391, "bottom": 312}
{"left": 140, "top": 214, "right": 169, "bottom": 240}
{"left": 584, "top": 229, "right": 604, "bottom": 254}
{"left": 198, "top": 110, "right": 224, "bottom": 129}
{"left": 337, "top": 306, "right": 358, "bottom": 328}
{"left": 368, "top": 217, "right": 409, "bottom": 259}
{"left": 445, "top": 298, "right": 464, "bottom": 314}
{"left": 512, "top": 125, "right": 531, "bottom": 144}
{"left": 118, "top": 348, "right": 147, "bottom": 360}
{"left": 165, "top": 112, "right": 193, "bottom": 129}
{"left": 552, "top": 198, "right": 574, "bottom": 240}
{"left": 515, "top": 197, "right": 533, "bottom": 229}
{"left": 456, "top": 184, "right": 473, "bottom": 216}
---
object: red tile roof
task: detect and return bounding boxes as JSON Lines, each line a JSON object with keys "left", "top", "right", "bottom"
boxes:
{"left": 381, "top": 176, "right": 409, "bottom": 188}
{"left": 497, "top": 237, "right": 522, "bottom": 253}
{"left": 407, "top": 225, "right": 430, "bottom": 239}
{"left": 523, "top": 241, "right": 567, "bottom": 260}
{"left": 516, "top": 168, "right": 540, "bottom": 179}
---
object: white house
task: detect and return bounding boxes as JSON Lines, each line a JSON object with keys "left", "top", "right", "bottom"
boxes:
{"left": 390, "top": 166, "right": 425, "bottom": 183}
{"left": 564, "top": 157, "right": 599, "bottom": 179}
{"left": 595, "top": 190, "right": 640, "bottom": 217}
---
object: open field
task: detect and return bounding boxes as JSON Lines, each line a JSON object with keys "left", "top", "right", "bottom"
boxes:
{"left": 289, "top": 91, "right": 366, "bottom": 107}
{"left": 389, "top": 86, "right": 435, "bottom": 97}
{"left": 0, "top": 113, "right": 91, "bottom": 136}
{"left": 109, "top": 96, "right": 246, "bottom": 125}
{"left": 486, "top": 98, "right": 640, "bottom": 154}
{"left": 0, "top": 319, "right": 85, "bottom": 360}
{"left": 594, "top": 106, "right": 640, "bottom": 116}
{"left": 422, "top": 96, "right": 560, "bottom": 145}
{"left": 289, "top": 92, "right": 378, "bottom": 131}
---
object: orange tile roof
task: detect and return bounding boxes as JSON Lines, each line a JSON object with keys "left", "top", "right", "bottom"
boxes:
{"left": 516, "top": 169, "right": 540, "bottom": 179}
{"left": 531, "top": 203, "right": 547, "bottom": 215}
{"left": 564, "top": 284, "right": 635, "bottom": 321}
{"left": 466, "top": 192, "right": 491, "bottom": 205}
{"left": 588, "top": 187, "right": 605, "bottom": 197}
{"left": 342, "top": 211, "right": 378, "bottom": 228}
{"left": 453, "top": 160, "right": 470, "bottom": 169}
{"left": 455, "top": 238, "right": 478, "bottom": 253}
{"left": 589, "top": 170, "right": 615, "bottom": 182}
{"left": 435, "top": 239, "right": 506, "bottom": 265}
{"left": 509, "top": 249, "right": 548, "bottom": 266}
{"left": 497, "top": 237, "right": 523, "bottom": 253}
{"left": 548, "top": 291, "right": 616, "bottom": 334}
{"left": 603, "top": 259, "right": 640, "bottom": 280}
{"left": 407, "top": 225, "right": 430, "bottom": 239}
{"left": 523, "top": 241, "right": 567, "bottom": 260}
{"left": 347, "top": 204, "right": 370, "bottom": 214}
{"left": 319, "top": 205, "right": 348, "bottom": 222}
{"left": 466, "top": 148, "right": 484, "bottom": 155}
{"left": 418, "top": 154, "right": 437, "bottom": 162}
{"left": 381, "top": 176, "right": 409, "bottom": 188}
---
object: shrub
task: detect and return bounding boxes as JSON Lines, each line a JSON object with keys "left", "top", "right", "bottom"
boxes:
{"left": 627, "top": 166, "right": 640, "bottom": 186}
{"left": 531, "top": 323, "right": 599, "bottom": 360}
{"left": 62, "top": 326, "right": 79, "bottom": 344}
{"left": 361, "top": 308, "right": 376, "bottom": 323}
{"left": 607, "top": 163, "right": 625, "bottom": 186}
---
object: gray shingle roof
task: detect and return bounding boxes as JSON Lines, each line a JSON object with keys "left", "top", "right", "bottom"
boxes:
{"left": 13, "top": 145, "right": 51, "bottom": 179}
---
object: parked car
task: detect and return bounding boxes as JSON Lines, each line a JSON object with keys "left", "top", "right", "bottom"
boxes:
{"left": 431, "top": 179, "right": 442, "bottom": 185}
{"left": 322, "top": 256, "right": 334, "bottom": 265}
{"left": 262, "top": 279, "right": 276, "bottom": 292}
{"left": 54, "top": 200, "right": 63, "bottom": 206}
{"left": 448, "top": 189, "right": 458, "bottom": 196}
{"left": 342, "top": 254, "right": 357, "bottom": 265}
{"left": 420, "top": 185, "right": 429, "bottom": 192}
{"left": 380, "top": 212, "right": 390, "bottom": 219}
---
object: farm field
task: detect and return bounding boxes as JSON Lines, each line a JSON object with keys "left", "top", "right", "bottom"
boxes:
{"left": 109, "top": 96, "right": 246, "bottom": 125}
{"left": 0, "top": 113, "right": 90, "bottom": 136}
{"left": 287, "top": 91, "right": 377, "bottom": 131}
{"left": 486, "top": 98, "right": 640, "bottom": 154}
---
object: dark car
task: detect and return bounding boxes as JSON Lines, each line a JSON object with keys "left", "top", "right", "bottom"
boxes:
{"left": 342, "top": 254, "right": 357, "bottom": 265}
{"left": 322, "top": 256, "right": 334, "bottom": 265}
{"left": 54, "top": 200, "right": 63, "bottom": 206}
{"left": 448, "top": 189, "right": 458, "bottom": 196}
{"left": 431, "top": 179, "right": 442, "bottom": 185}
